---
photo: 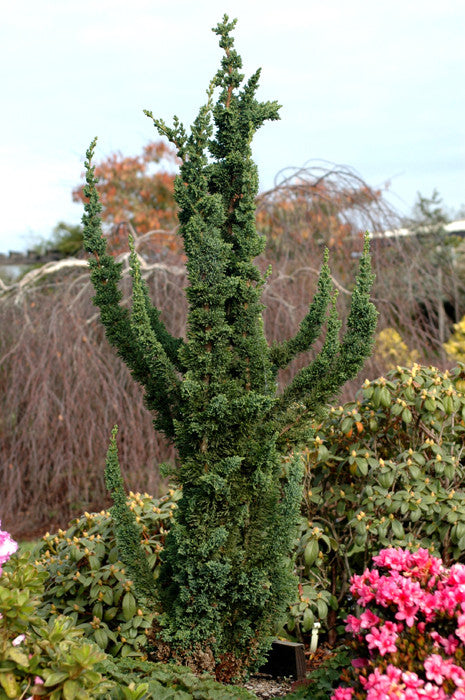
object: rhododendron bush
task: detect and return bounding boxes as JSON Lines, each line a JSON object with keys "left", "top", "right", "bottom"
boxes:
{"left": 332, "top": 548, "right": 465, "bottom": 700}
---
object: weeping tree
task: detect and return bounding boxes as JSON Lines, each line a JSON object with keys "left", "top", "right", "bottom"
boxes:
{"left": 82, "top": 16, "right": 377, "bottom": 681}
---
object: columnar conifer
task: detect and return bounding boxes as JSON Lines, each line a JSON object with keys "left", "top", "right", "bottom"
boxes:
{"left": 82, "top": 16, "right": 377, "bottom": 680}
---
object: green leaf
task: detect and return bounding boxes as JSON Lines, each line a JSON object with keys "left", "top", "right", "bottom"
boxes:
{"left": 391, "top": 520, "right": 404, "bottom": 539}
{"left": 302, "top": 607, "right": 315, "bottom": 632}
{"left": 317, "top": 445, "right": 330, "bottom": 461}
{"left": 122, "top": 592, "right": 137, "bottom": 621}
{"left": 0, "top": 672, "right": 19, "bottom": 699}
{"left": 316, "top": 599, "right": 328, "bottom": 620}
{"left": 304, "top": 540, "right": 319, "bottom": 567}
{"left": 103, "top": 587, "right": 114, "bottom": 606}
{"left": 401, "top": 407, "right": 412, "bottom": 423}
{"left": 356, "top": 457, "right": 368, "bottom": 476}
{"left": 93, "top": 602, "right": 103, "bottom": 620}
{"left": 372, "top": 387, "right": 381, "bottom": 408}
{"left": 63, "top": 679, "right": 80, "bottom": 700}
{"left": 6, "top": 647, "right": 29, "bottom": 667}
{"left": 378, "top": 472, "right": 393, "bottom": 489}
{"left": 88, "top": 555, "right": 100, "bottom": 570}
{"left": 94, "top": 628, "right": 108, "bottom": 649}
{"left": 341, "top": 417, "right": 353, "bottom": 434}
{"left": 380, "top": 387, "right": 391, "bottom": 407}
{"left": 44, "top": 671, "right": 70, "bottom": 687}
{"left": 409, "top": 465, "right": 421, "bottom": 480}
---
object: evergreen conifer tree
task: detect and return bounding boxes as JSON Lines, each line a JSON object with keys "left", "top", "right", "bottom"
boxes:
{"left": 82, "top": 16, "right": 377, "bottom": 681}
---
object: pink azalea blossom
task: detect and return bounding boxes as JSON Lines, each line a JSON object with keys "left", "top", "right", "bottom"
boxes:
{"left": 0, "top": 522, "right": 17, "bottom": 575}
{"left": 366, "top": 621, "right": 398, "bottom": 656}
{"left": 331, "top": 688, "right": 354, "bottom": 700}
{"left": 333, "top": 548, "right": 465, "bottom": 700}
{"left": 424, "top": 654, "right": 448, "bottom": 684}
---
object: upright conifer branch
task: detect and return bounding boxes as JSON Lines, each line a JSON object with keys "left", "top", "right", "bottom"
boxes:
{"left": 269, "top": 250, "right": 334, "bottom": 370}
{"left": 104, "top": 426, "right": 155, "bottom": 601}
{"left": 83, "top": 139, "right": 184, "bottom": 431}
{"left": 128, "top": 236, "right": 181, "bottom": 436}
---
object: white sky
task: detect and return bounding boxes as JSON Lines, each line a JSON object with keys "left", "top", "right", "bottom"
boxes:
{"left": 0, "top": 0, "right": 464, "bottom": 253}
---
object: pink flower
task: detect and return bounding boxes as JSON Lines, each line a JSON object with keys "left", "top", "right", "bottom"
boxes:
{"left": 0, "top": 522, "right": 17, "bottom": 575}
{"left": 352, "top": 657, "right": 369, "bottom": 668}
{"left": 365, "top": 621, "right": 398, "bottom": 656}
{"left": 12, "top": 634, "right": 25, "bottom": 646}
{"left": 331, "top": 688, "right": 354, "bottom": 700}
{"left": 424, "top": 653, "right": 448, "bottom": 685}
{"left": 359, "top": 610, "right": 380, "bottom": 629}
{"left": 346, "top": 614, "right": 362, "bottom": 633}
{"left": 342, "top": 548, "right": 465, "bottom": 699}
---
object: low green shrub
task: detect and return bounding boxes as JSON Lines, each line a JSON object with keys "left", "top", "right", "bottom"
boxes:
{"left": 34, "top": 490, "right": 181, "bottom": 658}
{"left": 97, "top": 657, "right": 257, "bottom": 699}
{"left": 0, "top": 549, "right": 109, "bottom": 699}
{"left": 287, "top": 363, "right": 465, "bottom": 643}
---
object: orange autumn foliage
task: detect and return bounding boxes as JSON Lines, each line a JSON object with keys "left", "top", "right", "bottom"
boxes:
{"left": 73, "top": 141, "right": 180, "bottom": 256}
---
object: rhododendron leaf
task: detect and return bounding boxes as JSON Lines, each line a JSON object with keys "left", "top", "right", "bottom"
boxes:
{"left": 302, "top": 607, "right": 315, "bottom": 632}
{"left": 44, "top": 671, "right": 69, "bottom": 686}
{"left": 0, "top": 672, "right": 18, "bottom": 698}
{"left": 63, "top": 679, "right": 80, "bottom": 700}
{"left": 6, "top": 648, "right": 29, "bottom": 667}
{"left": 316, "top": 599, "right": 328, "bottom": 619}
{"left": 390, "top": 520, "right": 404, "bottom": 538}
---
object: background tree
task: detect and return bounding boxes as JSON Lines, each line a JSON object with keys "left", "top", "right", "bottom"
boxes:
{"left": 39, "top": 221, "right": 84, "bottom": 257}
{"left": 81, "top": 16, "right": 377, "bottom": 680}
{"left": 73, "top": 141, "right": 180, "bottom": 257}
{"left": 256, "top": 162, "right": 390, "bottom": 259}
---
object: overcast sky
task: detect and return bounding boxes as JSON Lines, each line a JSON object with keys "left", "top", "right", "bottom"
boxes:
{"left": 0, "top": 0, "right": 464, "bottom": 254}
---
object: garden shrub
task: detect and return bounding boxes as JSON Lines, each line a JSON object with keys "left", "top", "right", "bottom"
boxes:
{"left": 332, "top": 547, "right": 465, "bottom": 699}
{"left": 0, "top": 525, "right": 109, "bottom": 699}
{"left": 288, "top": 364, "right": 465, "bottom": 643}
{"left": 373, "top": 328, "right": 419, "bottom": 371}
{"left": 34, "top": 490, "right": 180, "bottom": 658}
{"left": 97, "top": 657, "right": 256, "bottom": 699}
{"left": 444, "top": 316, "right": 465, "bottom": 363}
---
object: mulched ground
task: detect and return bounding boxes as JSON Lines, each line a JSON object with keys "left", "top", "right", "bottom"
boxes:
{"left": 243, "top": 644, "right": 339, "bottom": 699}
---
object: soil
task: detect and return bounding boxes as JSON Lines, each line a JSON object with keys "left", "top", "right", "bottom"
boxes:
{"left": 242, "top": 644, "right": 339, "bottom": 699}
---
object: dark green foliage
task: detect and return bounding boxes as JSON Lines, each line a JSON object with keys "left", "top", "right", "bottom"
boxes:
{"left": 98, "top": 658, "right": 257, "bottom": 699}
{"left": 105, "top": 426, "right": 155, "bottom": 601}
{"left": 81, "top": 15, "right": 376, "bottom": 679}
{"left": 34, "top": 490, "right": 180, "bottom": 658}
